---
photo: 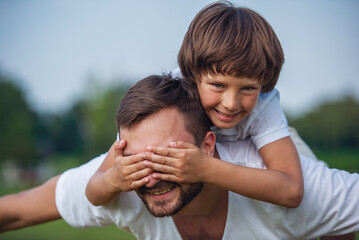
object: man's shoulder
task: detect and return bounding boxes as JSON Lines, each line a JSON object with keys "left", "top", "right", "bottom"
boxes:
{"left": 215, "top": 140, "right": 265, "bottom": 168}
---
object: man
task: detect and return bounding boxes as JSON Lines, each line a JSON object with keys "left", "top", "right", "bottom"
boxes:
{"left": 1, "top": 75, "right": 358, "bottom": 239}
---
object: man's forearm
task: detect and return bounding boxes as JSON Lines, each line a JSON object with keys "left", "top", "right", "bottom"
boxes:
{"left": 0, "top": 175, "right": 61, "bottom": 232}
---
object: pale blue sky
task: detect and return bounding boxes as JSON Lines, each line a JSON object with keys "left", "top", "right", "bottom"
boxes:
{"left": 1, "top": 0, "right": 358, "bottom": 116}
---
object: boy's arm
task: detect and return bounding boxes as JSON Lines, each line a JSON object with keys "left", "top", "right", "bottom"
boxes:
{"left": 85, "top": 140, "right": 152, "bottom": 206}
{"left": 85, "top": 142, "right": 119, "bottom": 205}
{"left": 258, "top": 136, "right": 304, "bottom": 206}
{"left": 212, "top": 136, "right": 303, "bottom": 207}
{"left": 145, "top": 136, "right": 304, "bottom": 208}
{"left": 0, "top": 175, "right": 61, "bottom": 232}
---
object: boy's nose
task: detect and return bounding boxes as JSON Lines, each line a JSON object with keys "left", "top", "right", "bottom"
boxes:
{"left": 222, "top": 93, "right": 239, "bottom": 111}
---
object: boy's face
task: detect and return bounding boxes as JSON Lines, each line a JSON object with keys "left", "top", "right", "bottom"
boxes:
{"left": 197, "top": 74, "right": 261, "bottom": 129}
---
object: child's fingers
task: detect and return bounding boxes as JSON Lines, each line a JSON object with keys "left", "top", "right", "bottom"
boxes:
{"left": 129, "top": 176, "right": 151, "bottom": 189}
{"left": 151, "top": 172, "right": 178, "bottom": 183}
{"left": 145, "top": 148, "right": 184, "bottom": 163}
{"left": 144, "top": 160, "right": 177, "bottom": 174}
{"left": 122, "top": 160, "right": 149, "bottom": 176}
{"left": 147, "top": 146, "right": 170, "bottom": 156}
{"left": 143, "top": 153, "right": 177, "bottom": 167}
{"left": 145, "top": 173, "right": 161, "bottom": 188}
{"left": 114, "top": 140, "right": 127, "bottom": 158}
{"left": 169, "top": 141, "right": 195, "bottom": 149}
{"left": 114, "top": 154, "right": 146, "bottom": 171}
{"left": 147, "top": 143, "right": 197, "bottom": 159}
{"left": 126, "top": 167, "right": 153, "bottom": 182}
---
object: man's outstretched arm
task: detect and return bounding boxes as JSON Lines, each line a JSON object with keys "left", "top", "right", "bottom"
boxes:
{"left": 0, "top": 175, "right": 61, "bottom": 232}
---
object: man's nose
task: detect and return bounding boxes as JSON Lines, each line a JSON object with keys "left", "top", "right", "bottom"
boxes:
{"left": 145, "top": 173, "right": 161, "bottom": 188}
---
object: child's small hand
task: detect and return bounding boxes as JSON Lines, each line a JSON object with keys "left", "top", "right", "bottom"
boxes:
{"left": 108, "top": 140, "right": 152, "bottom": 192}
{"left": 143, "top": 141, "right": 209, "bottom": 183}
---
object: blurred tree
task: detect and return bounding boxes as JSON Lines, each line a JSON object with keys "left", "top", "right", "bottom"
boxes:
{"left": 289, "top": 97, "right": 359, "bottom": 149}
{"left": 0, "top": 76, "right": 39, "bottom": 167}
{"left": 0, "top": 71, "right": 131, "bottom": 169}
{"left": 38, "top": 105, "right": 84, "bottom": 157}
{"left": 79, "top": 78, "right": 130, "bottom": 160}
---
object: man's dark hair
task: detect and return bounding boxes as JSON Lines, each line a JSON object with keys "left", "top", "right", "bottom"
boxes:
{"left": 178, "top": 1, "right": 284, "bottom": 93}
{"left": 116, "top": 74, "right": 211, "bottom": 146}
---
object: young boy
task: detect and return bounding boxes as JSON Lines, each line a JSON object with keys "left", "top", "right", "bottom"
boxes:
{"left": 85, "top": 1, "right": 304, "bottom": 208}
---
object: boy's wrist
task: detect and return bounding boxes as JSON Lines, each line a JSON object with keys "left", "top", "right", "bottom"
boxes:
{"left": 102, "top": 169, "right": 122, "bottom": 196}
{"left": 201, "top": 156, "right": 218, "bottom": 184}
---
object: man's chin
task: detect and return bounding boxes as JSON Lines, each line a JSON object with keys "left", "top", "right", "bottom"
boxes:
{"left": 144, "top": 199, "right": 183, "bottom": 217}
{"left": 138, "top": 181, "right": 204, "bottom": 217}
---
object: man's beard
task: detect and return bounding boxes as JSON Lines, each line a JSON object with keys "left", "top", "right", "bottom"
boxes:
{"left": 137, "top": 181, "right": 204, "bottom": 217}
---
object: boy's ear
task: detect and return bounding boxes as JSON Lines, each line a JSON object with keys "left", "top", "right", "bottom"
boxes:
{"left": 201, "top": 131, "right": 216, "bottom": 157}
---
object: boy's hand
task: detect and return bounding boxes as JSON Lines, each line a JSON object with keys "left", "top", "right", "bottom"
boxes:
{"left": 143, "top": 141, "right": 209, "bottom": 183}
{"left": 107, "top": 140, "right": 152, "bottom": 192}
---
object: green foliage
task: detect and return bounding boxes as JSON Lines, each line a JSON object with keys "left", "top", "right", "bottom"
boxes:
{"left": 78, "top": 80, "right": 130, "bottom": 160}
{"left": 0, "top": 76, "right": 39, "bottom": 167}
{"left": 313, "top": 148, "right": 359, "bottom": 173}
{"left": 0, "top": 73, "right": 130, "bottom": 168}
{"left": 289, "top": 97, "right": 359, "bottom": 150}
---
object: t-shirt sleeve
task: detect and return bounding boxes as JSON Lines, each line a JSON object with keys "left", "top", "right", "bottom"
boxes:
{"left": 249, "top": 89, "right": 290, "bottom": 149}
{"left": 55, "top": 153, "right": 114, "bottom": 228}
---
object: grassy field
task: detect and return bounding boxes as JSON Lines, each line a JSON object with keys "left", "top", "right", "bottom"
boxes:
{"left": 0, "top": 220, "right": 136, "bottom": 240}
{"left": 1, "top": 219, "right": 358, "bottom": 239}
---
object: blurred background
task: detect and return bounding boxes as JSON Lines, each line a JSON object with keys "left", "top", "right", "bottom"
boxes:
{"left": 0, "top": 0, "right": 358, "bottom": 239}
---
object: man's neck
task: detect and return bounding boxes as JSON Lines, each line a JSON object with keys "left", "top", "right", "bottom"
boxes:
{"left": 173, "top": 183, "right": 228, "bottom": 240}
{"left": 178, "top": 183, "right": 226, "bottom": 216}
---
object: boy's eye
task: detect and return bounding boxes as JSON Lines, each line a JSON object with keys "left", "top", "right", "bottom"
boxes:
{"left": 242, "top": 87, "right": 256, "bottom": 91}
{"left": 211, "top": 83, "right": 224, "bottom": 88}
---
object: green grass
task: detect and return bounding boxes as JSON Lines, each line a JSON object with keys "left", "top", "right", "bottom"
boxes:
{"left": 0, "top": 220, "right": 136, "bottom": 240}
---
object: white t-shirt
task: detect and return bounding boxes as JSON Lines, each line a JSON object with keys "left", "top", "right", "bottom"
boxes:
{"left": 56, "top": 141, "right": 359, "bottom": 239}
{"left": 171, "top": 68, "right": 290, "bottom": 149}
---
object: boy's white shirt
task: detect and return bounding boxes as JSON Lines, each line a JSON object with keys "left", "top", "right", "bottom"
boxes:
{"left": 56, "top": 139, "right": 359, "bottom": 239}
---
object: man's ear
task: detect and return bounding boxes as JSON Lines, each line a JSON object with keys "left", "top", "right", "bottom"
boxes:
{"left": 201, "top": 131, "right": 216, "bottom": 157}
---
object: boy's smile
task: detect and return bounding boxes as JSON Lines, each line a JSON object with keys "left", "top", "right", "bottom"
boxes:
{"left": 197, "top": 74, "right": 261, "bottom": 129}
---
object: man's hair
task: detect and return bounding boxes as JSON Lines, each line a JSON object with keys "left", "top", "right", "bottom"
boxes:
{"left": 116, "top": 75, "right": 211, "bottom": 146}
{"left": 178, "top": 1, "right": 284, "bottom": 93}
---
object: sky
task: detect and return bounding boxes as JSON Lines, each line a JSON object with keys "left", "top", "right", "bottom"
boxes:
{"left": 0, "top": 0, "right": 358, "bottom": 117}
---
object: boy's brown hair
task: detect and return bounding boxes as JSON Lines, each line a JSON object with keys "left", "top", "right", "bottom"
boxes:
{"left": 178, "top": 1, "right": 284, "bottom": 93}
